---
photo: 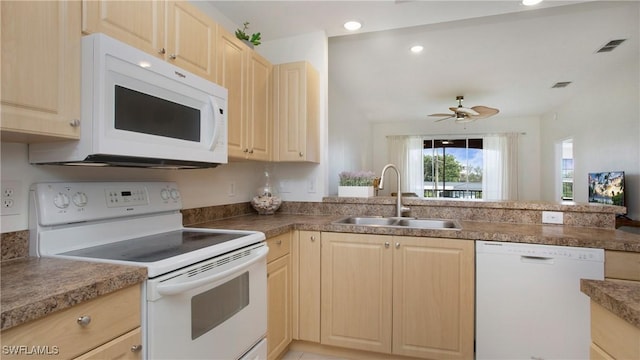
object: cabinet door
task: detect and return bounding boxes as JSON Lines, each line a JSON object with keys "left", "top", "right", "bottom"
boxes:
{"left": 246, "top": 51, "right": 272, "bottom": 161}
{"left": 321, "top": 233, "right": 392, "bottom": 353}
{"left": 217, "top": 27, "right": 247, "bottom": 158}
{"left": 1, "top": 0, "right": 81, "bottom": 141}
{"left": 82, "top": 0, "right": 165, "bottom": 58}
{"left": 267, "top": 254, "right": 292, "bottom": 360}
{"left": 74, "top": 328, "right": 142, "bottom": 360}
{"left": 274, "top": 61, "right": 319, "bottom": 163}
{"left": 165, "top": 1, "right": 217, "bottom": 83}
{"left": 295, "top": 230, "right": 321, "bottom": 342}
{"left": 392, "top": 237, "right": 474, "bottom": 360}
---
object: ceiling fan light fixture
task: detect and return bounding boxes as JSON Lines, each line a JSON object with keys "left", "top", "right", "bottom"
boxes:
{"left": 343, "top": 21, "right": 362, "bottom": 31}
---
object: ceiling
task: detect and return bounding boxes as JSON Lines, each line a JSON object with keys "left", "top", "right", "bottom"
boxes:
{"left": 210, "top": 1, "right": 639, "bottom": 122}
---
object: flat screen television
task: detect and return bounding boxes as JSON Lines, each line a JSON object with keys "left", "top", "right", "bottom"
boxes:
{"left": 588, "top": 171, "right": 625, "bottom": 207}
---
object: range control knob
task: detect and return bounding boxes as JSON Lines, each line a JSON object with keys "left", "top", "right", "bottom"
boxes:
{"left": 72, "top": 192, "right": 88, "bottom": 207}
{"left": 170, "top": 189, "right": 180, "bottom": 200}
{"left": 53, "top": 193, "right": 70, "bottom": 209}
{"left": 160, "top": 189, "right": 170, "bottom": 201}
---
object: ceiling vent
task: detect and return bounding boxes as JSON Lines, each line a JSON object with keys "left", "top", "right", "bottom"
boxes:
{"left": 596, "top": 39, "right": 627, "bottom": 53}
{"left": 551, "top": 81, "right": 572, "bottom": 89}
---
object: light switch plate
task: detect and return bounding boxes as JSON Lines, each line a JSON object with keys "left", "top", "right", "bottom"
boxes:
{"left": 542, "top": 211, "right": 563, "bottom": 224}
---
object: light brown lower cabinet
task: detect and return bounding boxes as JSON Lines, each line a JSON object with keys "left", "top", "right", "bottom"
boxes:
{"left": 1, "top": 285, "right": 141, "bottom": 360}
{"left": 267, "top": 232, "right": 292, "bottom": 360}
{"left": 320, "top": 232, "right": 475, "bottom": 360}
{"left": 293, "top": 230, "right": 321, "bottom": 342}
{"left": 590, "top": 300, "right": 640, "bottom": 360}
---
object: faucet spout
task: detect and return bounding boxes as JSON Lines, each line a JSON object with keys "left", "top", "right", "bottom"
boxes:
{"left": 378, "top": 163, "right": 410, "bottom": 217}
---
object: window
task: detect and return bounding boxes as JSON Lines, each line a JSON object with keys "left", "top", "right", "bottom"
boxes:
{"left": 424, "top": 138, "right": 483, "bottom": 199}
{"left": 561, "top": 139, "right": 574, "bottom": 200}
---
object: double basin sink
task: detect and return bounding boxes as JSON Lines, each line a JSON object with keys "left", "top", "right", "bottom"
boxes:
{"left": 332, "top": 216, "right": 460, "bottom": 230}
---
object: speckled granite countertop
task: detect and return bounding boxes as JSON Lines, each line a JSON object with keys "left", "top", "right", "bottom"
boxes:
{"left": 191, "top": 213, "right": 640, "bottom": 252}
{"left": 1, "top": 257, "right": 146, "bottom": 331}
{"left": 581, "top": 279, "right": 640, "bottom": 329}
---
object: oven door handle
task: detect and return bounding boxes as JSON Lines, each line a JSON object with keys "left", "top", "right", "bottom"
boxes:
{"left": 156, "top": 246, "right": 268, "bottom": 296}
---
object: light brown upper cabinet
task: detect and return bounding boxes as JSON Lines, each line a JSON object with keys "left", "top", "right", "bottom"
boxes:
{"left": 218, "top": 27, "right": 272, "bottom": 161}
{"left": 82, "top": 0, "right": 217, "bottom": 83}
{"left": 1, "top": 1, "right": 82, "bottom": 142}
{"left": 273, "top": 62, "right": 320, "bottom": 163}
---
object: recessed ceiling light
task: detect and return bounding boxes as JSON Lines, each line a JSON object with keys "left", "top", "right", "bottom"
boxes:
{"left": 410, "top": 45, "right": 424, "bottom": 53}
{"left": 522, "top": 0, "right": 543, "bottom": 6}
{"left": 344, "top": 21, "right": 362, "bottom": 31}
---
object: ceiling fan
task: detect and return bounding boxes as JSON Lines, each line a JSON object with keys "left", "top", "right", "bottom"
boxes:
{"left": 429, "top": 96, "right": 499, "bottom": 123}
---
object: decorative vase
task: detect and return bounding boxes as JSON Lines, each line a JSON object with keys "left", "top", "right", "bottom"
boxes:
{"left": 338, "top": 186, "right": 375, "bottom": 198}
{"left": 251, "top": 167, "right": 281, "bottom": 215}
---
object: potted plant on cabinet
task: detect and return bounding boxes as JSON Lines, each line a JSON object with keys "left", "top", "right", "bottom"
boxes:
{"left": 338, "top": 171, "right": 378, "bottom": 197}
{"left": 235, "top": 21, "right": 261, "bottom": 48}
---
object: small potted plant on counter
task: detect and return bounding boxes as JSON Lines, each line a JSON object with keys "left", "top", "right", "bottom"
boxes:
{"left": 338, "top": 170, "right": 378, "bottom": 197}
{"left": 235, "top": 21, "right": 261, "bottom": 48}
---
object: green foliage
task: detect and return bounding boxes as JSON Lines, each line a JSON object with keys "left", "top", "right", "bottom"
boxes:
{"left": 339, "top": 171, "right": 376, "bottom": 186}
{"left": 235, "top": 21, "right": 261, "bottom": 46}
{"left": 424, "top": 154, "right": 463, "bottom": 182}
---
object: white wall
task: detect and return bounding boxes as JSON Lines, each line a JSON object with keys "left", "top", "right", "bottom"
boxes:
{"left": 0, "top": 142, "right": 262, "bottom": 232}
{"left": 540, "top": 57, "right": 640, "bottom": 219}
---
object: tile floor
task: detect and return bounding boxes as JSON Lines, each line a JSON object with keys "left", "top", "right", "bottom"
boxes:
{"left": 281, "top": 350, "right": 347, "bottom": 360}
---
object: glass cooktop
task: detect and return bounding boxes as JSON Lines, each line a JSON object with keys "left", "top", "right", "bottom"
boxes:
{"left": 61, "top": 230, "right": 249, "bottom": 263}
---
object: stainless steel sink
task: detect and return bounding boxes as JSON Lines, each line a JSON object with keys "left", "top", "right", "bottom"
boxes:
{"left": 333, "top": 217, "right": 399, "bottom": 226}
{"left": 394, "top": 218, "right": 459, "bottom": 229}
{"left": 332, "top": 216, "right": 460, "bottom": 230}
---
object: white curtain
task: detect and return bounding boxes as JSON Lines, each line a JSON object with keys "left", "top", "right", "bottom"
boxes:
{"left": 386, "top": 136, "right": 424, "bottom": 197}
{"left": 483, "top": 133, "right": 519, "bottom": 200}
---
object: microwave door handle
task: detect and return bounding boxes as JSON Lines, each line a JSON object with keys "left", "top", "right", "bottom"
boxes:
{"left": 156, "top": 246, "right": 268, "bottom": 296}
{"left": 207, "top": 96, "right": 221, "bottom": 150}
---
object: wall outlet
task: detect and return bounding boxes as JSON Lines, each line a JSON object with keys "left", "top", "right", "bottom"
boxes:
{"left": 542, "top": 211, "right": 563, "bottom": 224}
{"left": 1, "top": 180, "right": 22, "bottom": 216}
{"left": 228, "top": 181, "right": 236, "bottom": 197}
{"left": 307, "top": 178, "right": 317, "bottom": 193}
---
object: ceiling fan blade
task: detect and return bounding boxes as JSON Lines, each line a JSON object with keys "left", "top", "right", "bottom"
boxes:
{"left": 470, "top": 106, "right": 500, "bottom": 118}
{"left": 449, "top": 106, "right": 480, "bottom": 116}
{"left": 429, "top": 113, "right": 454, "bottom": 117}
{"left": 432, "top": 115, "right": 454, "bottom": 122}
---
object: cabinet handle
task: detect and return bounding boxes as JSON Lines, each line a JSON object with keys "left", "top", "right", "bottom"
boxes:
{"left": 384, "top": 242, "right": 390, "bottom": 248}
{"left": 169, "top": 54, "right": 177, "bottom": 60}
{"left": 77, "top": 315, "right": 91, "bottom": 327}
{"left": 299, "top": 152, "right": 304, "bottom": 157}
{"left": 69, "top": 119, "right": 80, "bottom": 127}
{"left": 158, "top": 48, "right": 166, "bottom": 55}
{"left": 395, "top": 242, "right": 400, "bottom": 249}
{"left": 243, "top": 148, "right": 249, "bottom": 153}
{"left": 310, "top": 236, "right": 316, "bottom": 242}
{"left": 131, "top": 345, "right": 142, "bottom": 352}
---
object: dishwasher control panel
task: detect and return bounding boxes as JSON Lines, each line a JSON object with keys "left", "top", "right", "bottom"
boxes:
{"left": 476, "top": 240, "right": 604, "bottom": 262}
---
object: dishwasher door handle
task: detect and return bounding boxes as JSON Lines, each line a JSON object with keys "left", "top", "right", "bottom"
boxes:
{"left": 520, "top": 255, "right": 555, "bottom": 265}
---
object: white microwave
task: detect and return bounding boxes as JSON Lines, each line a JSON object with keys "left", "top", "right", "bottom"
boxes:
{"left": 30, "top": 33, "right": 228, "bottom": 169}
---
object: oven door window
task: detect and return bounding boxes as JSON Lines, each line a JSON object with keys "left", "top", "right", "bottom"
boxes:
{"left": 191, "top": 272, "right": 250, "bottom": 340}
{"left": 114, "top": 85, "right": 201, "bottom": 142}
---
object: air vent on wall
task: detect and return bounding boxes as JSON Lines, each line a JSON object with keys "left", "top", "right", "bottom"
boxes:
{"left": 551, "top": 81, "right": 572, "bottom": 89}
{"left": 596, "top": 39, "right": 627, "bottom": 53}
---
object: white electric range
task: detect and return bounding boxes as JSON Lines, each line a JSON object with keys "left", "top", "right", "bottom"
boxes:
{"left": 29, "top": 181, "right": 268, "bottom": 360}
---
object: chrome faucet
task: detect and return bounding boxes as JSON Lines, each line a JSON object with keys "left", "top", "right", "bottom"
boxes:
{"left": 378, "top": 163, "right": 410, "bottom": 217}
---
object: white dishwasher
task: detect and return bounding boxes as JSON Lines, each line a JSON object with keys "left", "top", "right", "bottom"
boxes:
{"left": 475, "top": 240, "right": 604, "bottom": 360}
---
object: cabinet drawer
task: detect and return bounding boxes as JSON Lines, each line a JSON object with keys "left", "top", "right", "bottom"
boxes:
{"left": 74, "top": 327, "right": 142, "bottom": 360}
{"left": 605, "top": 250, "right": 640, "bottom": 281}
{"left": 1, "top": 285, "right": 141, "bottom": 360}
{"left": 267, "top": 232, "right": 291, "bottom": 263}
